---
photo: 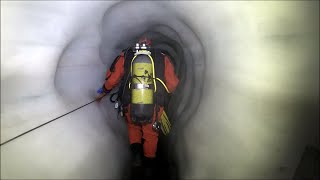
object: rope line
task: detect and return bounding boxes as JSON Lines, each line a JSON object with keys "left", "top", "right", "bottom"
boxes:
{"left": 0, "top": 99, "right": 98, "bottom": 146}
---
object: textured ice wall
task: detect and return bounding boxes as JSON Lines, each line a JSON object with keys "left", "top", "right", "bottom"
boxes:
{"left": 1, "top": 1, "right": 319, "bottom": 179}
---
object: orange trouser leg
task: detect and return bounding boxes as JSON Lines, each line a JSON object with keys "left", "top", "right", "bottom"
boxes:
{"left": 126, "top": 105, "right": 164, "bottom": 158}
{"left": 141, "top": 107, "right": 164, "bottom": 158}
{"left": 142, "top": 122, "right": 158, "bottom": 158}
{"left": 125, "top": 106, "right": 142, "bottom": 144}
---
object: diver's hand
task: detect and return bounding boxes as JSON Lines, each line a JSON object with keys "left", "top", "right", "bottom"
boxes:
{"left": 97, "top": 87, "right": 104, "bottom": 94}
{"left": 96, "top": 87, "right": 111, "bottom": 101}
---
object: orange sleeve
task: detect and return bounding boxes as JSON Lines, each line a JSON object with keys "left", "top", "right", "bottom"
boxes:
{"left": 164, "top": 55, "right": 179, "bottom": 93}
{"left": 104, "top": 53, "right": 125, "bottom": 90}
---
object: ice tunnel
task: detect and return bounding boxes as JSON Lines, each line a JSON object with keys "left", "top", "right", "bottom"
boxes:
{"left": 1, "top": 1, "right": 319, "bottom": 179}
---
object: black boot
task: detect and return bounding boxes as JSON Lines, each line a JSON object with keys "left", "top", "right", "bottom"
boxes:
{"left": 143, "top": 157, "right": 157, "bottom": 178}
{"left": 130, "top": 143, "right": 143, "bottom": 167}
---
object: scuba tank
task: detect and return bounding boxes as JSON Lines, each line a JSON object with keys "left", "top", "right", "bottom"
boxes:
{"left": 130, "top": 44, "right": 156, "bottom": 123}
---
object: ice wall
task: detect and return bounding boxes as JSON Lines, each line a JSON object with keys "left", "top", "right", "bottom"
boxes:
{"left": 1, "top": 1, "right": 319, "bottom": 179}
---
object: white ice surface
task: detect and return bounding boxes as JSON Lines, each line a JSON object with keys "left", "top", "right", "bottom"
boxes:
{"left": 1, "top": 1, "right": 319, "bottom": 179}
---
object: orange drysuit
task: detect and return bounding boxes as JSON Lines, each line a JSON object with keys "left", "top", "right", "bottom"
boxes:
{"left": 104, "top": 51, "right": 179, "bottom": 158}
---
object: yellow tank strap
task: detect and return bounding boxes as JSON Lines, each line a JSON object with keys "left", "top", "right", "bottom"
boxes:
{"left": 147, "top": 54, "right": 157, "bottom": 92}
{"left": 130, "top": 55, "right": 137, "bottom": 76}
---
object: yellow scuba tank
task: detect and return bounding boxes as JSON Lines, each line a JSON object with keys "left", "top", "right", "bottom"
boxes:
{"left": 130, "top": 49, "right": 156, "bottom": 123}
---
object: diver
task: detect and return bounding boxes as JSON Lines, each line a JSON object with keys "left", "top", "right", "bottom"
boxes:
{"left": 96, "top": 36, "right": 179, "bottom": 169}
